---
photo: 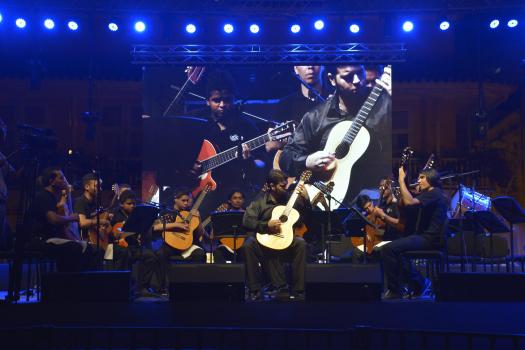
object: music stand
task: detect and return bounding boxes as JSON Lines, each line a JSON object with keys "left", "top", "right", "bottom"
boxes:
{"left": 122, "top": 205, "right": 161, "bottom": 237}
{"left": 464, "top": 210, "right": 510, "bottom": 271}
{"left": 210, "top": 211, "right": 246, "bottom": 263}
{"left": 310, "top": 208, "right": 351, "bottom": 263}
{"left": 492, "top": 196, "right": 525, "bottom": 272}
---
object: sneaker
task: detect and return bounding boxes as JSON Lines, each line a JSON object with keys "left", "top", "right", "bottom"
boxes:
{"left": 290, "top": 291, "right": 305, "bottom": 302}
{"left": 382, "top": 289, "right": 402, "bottom": 300}
{"left": 411, "top": 278, "right": 433, "bottom": 300}
{"left": 246, "top": 290, "right": 264, "bottom": 303}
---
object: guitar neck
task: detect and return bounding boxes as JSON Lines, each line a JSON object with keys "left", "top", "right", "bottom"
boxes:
{"left": 282, "top": 180, "right": 306, "bottom": 218}
{"left": 343, "top": 84, "right": 384, "bottom": 145}
{"left": 186, "top": 190, "right": 208, "bottom": 221}
{"left": 200, "top": 133, "right": 271, "bottom": 173}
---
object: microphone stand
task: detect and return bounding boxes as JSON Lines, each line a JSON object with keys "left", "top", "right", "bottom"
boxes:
{"left": 170, "top": 85, "right": 280, "bottom": 126}
{"left": 292, "top": 73, "right": 326, "bottom": 102}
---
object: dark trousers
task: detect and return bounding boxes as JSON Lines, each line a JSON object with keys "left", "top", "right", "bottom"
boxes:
{"left": 113, "top": 245, "right": 161, "bottom": 290}
{"left": 156, "top": 242, "right": 206, "bottom": 290}
{"left": 380, "top": 235, "right": 432, "bottom": 294}
{"left": 243, "top": 236, "right": 306, "bottom": 293}
{"left": 212, "top": 245, "right": 245, "bottom": 263}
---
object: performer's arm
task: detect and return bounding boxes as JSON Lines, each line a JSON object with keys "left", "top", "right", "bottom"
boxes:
{"left": 398, "top": 167, "right": 420, "bottom": 206}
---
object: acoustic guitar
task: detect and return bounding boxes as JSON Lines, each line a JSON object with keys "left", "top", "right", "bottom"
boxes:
{"left": 256, "top": 170, "right": 312, "bottom": 250}
{"left": 164, "top": 184, "right": 211, "bottom": 251}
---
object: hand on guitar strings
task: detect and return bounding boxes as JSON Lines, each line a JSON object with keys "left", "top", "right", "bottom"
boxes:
{"left": 268, "top": 219, "right": 282, "bottom": 234}
{"left": 306, "top": 150, "right": 336, "bottom": 170}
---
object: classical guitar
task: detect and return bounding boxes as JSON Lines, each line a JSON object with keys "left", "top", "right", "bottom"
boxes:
{"left": 305, "top": 66, "right": 392, "bottom": 210}
{"left": 192, "top": 121, "right": 294, "bottom": 197}
{"left": 256, "top": 170, "right": 312, "bottom": 250}
{"left": 391, "top": 146, "right": 415, "bottom": 233}
{"left": 164, "top": 184, "right": 211, "bottom": 251}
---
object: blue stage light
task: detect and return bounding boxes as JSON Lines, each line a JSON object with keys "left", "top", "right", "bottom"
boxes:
{"left": 314, "top": 20, "right": 324, "bottom": 30}
{"left": 0, "top": 13, "right": 3, "bottom": 23}
{"left": 15, "top": 18, "right": 26, "bottom": 29}
{"left": 249, "top": 24, "right": 260, "bottom": 34}
{"left": 489, "top": 19, "right": 500, "bottom": 29}
{"left": 108, "top": 22, "right": 118, "bottom": 31}
{"left": 507, "top": 19, "right": 518, "bottom": 28}
{"left": 68, "top": 21, "right": 78, "bottom": 31}
{"left": 44, "top": 18, "right": 55, "bottom": 30}
{"left": 186, "top": 23, "right": 196, "bottom": 34}
{"left": 134, "top": 21, "right": 146, "bottom": 32}
{"left": 349, "top": 24, "right": 360, "bottom": 33}
{"left": 402, "top": 21, "right": 414, "bottom": 32}
{"left": 223, "top": 23, "right": 234, "bottom": 34}
{"left": 439, "top": 21, "right": 450, "bottom": 31}
{"left": 290, "top": 24, "right": 301, "bottom": 34}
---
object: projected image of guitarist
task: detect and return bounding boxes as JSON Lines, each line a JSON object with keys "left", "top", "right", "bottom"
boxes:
{"left": 279, "top": 65, "right": 392, "bottom": 209}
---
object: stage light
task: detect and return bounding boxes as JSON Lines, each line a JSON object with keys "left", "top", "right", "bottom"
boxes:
{"left": 507, "top": 19, "right": 518, "bottom": 28}
{"left": 489, "top": 19, "right": 499, "bottom": 29}
{"left": 134, "top": 21, "right": 146, "bottom": 32}
{"left": 44, "top": 18, "right": 55, "bottom": 30}
{"left": 108, "top": 22, "right": 118, "bottom": 31}
{"left": 439, "top": 20, "right": 450, "bottom": 31}
{"left": 349, "top": 24, "right": 360, "bottom": 33}
{"left": 0, "top": 13, "right": 3, "bottom": 23}
{"left": 402, "top": 21, "right": 414, "bottom": 32}
{"left": 290, "top": 24, "right": 301, "bottom": 34}
{"left": 15, "top": 18, "right": 26, "bottom": 29}
{"left": 68, "top": 21, "right": 78, "bottom": 31}
{"left": 249, "top": 24, "right": 260, "bottom": 34}
{"left": 314, "top": 20, "right": 324, "bottom": 30}
{"left": 223, "top": 23, "right": 234, "bottom": 34}
{"left": 186, "top": 23, "right": 196, "bottom": 34}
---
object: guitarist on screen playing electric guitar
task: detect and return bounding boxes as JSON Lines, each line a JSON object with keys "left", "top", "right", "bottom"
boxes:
{"left": 278, "top": 65, "right": 392, "bottom": 210}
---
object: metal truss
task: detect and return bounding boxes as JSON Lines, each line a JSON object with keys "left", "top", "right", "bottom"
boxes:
{"left": 132, "top": 43, "right": 406, "bottom": 65}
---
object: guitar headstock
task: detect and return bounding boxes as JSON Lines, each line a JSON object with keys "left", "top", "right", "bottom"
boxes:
{"left": 112, "top": 183, "right": 120, "bottom": 196}
{"left": 400, "top": 147, "right": 414, "bottom": 168}
{"left": 268, "top": 121, "right": 295, "bottom": 142}
{"left": 185, "top": 66, "right": 206, "bottom": 85}
{"left": 422, "top": 153, "right": 435, "bottom": 171}
{"left": 300, "top": 170, "right": 312, "bottom": 183}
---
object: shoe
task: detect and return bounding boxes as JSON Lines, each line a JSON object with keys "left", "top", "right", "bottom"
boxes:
{"left": 136, "top": 288, "right": 162, "bottom": 298}
{"left": 290, "top": 291, "right": 305, "bottom": 302}
{"left": 264, "top": 285, "right": 290, "bottom": 302}
{"left": 246, "top": 290, "right": 264, "bottom": 303}
{"left": 411, "top": 278, "right": 433, "bottom": 300}
{"left": 382, "top": 289, "right": 402, "bottom": 300}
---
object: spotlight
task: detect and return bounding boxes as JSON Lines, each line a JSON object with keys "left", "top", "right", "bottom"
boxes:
{"left": 290, "top": 24, "right": 301, "bottom": 34}
{"left": 489, "top": 19, "right": 499, "bottom": 29}
{"left": 507, "top": 19, "right": 518, "bottom": 28}
{"left": 439, "top": 20, "right": 450, "bottom": 31}
{"left": 223, "top": 23, "right": 234, "bottom": 34}
{"left": 402, "top": 21, "right": 414, "bottom": 32}
{"left": 44, "top": 18, "right": 55, "bottom": 30}
{"left": 68, "top": 21, "right": 78, "bottom": 31}
{"left": 249, "top": 24, "right": 260, "bottom": 34}
{"left": 108, "top": 22, "right": 118, "bottom": 31}
{"left": 185, "top": 23, "right": 196, "bottom": 34}
{"left": 134, "top": 21, "right": 146, "bottom": 32}
{"left": 314, "top": 20, "right": 324, "bottom": 30}
{"left": 15, "top": 18, "right": 26, "bottom": 29}
{"left": 349, "top": 24, "right": 360, "bottom": 33}
{"left": 0, "top": 13, "right": 3, "bottom": 23}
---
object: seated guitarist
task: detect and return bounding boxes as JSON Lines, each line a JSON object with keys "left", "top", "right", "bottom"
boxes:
{"left": 242, "top": 169, "right": 309, "bottom": 302}
{"left": 278, "top": 65, "right": 392, "bottom": 202}
{"left": 153, "top": 189, "right": 206, "bottom": 293}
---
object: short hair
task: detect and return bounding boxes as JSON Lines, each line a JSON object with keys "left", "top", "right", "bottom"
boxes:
{"left": 40, "top": 167, "right": 61, "bottom": 187}
{"left": 173, "top": 187, "right": 191, "bottom": 200}
{"left": 325, "top": 64, "right": 364, "bottom": 76}
{"left": 266, "top": 169, "right": 288, "bottom": 186}
{"left": 420, "top": 168, "right": 442, "bottom": 188}
{"left": 228, "top": 190, "right": 244, "bottom": 200}
{"left": 119, "top": 190, "right": 136, "bottom": 204}
{"left": 206, "top": 69, "right": 236, "bottom": 97}
{"left": 118, "top": 183, "right": 131, "bottom": 191}
{"left": 82, "top": 172, "right": 99, "bottom": 187}
{"left": 356, "top": 194, "right": 372, "bottom": 210}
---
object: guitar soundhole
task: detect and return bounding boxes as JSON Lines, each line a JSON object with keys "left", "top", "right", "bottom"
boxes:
{"left": 335, "top": 143, "right": 349, "bottom": 159}
{"left": 279, "top": 215, "right": 288, "bottom": 223}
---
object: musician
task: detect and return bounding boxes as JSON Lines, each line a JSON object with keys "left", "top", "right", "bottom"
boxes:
{"left": 278, "top": 65, "right": 392, "bottom": 202}
{"left": 364, "top": 65, "right": 382, "bottom": 88}
{"left": 110, "top": 190, "right": 161, "bottom": 296}
{"left": 210, "top": 190, "right": 246, "bottom": 263}
{"left": 74, "top": 172, "right": 110, "bottom": 241}
{"left": 242, "top": 169, "right": 308, "bottom": 302}
{"left": 154, "top": 189, "right": 206, "bottom": 292}
{"left": 373, "top": 177, "right": 403, "bottom": 241}
{"left": 108, "top": 183, "right": 132, "bottom": 212}
{"left": 27, "top": 167, "right": 88, "bottom": 272}
{"left": 380, "top": 167, "right": 448, "bottom": 299}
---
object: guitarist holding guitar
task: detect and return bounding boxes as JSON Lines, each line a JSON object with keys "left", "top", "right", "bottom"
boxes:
{"left": 278, "top": 65, "right": 392, "bottom": 209}
{"left": 242, "top": 169, "right": 309, "bottom": 302}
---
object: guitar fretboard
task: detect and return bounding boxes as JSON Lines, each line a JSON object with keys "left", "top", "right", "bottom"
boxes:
{"left": 342, "top": 84, "right": 384, "bottom": 145}
{"left": 200, "top": 134, "right": 271, "bottom": 173}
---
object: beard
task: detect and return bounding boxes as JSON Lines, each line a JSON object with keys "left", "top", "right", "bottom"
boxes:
{"left": 339, "top": 86, "right": 369, "bottom": 116}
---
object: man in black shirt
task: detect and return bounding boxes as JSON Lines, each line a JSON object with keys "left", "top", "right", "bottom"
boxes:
{"left": 278, "top": 65, "right": 392, "bottom": 203}
{"left": 28, "top": 167, "right": 85, "bottom": 272}
{"left": 74, "top": 173, "right": 110, "bottom": 242}
{"left": 380, "top": 167, "right": 448, "bottom": 299}
{"left": 242, "top": 169, "right": 308, "bottom": 302}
